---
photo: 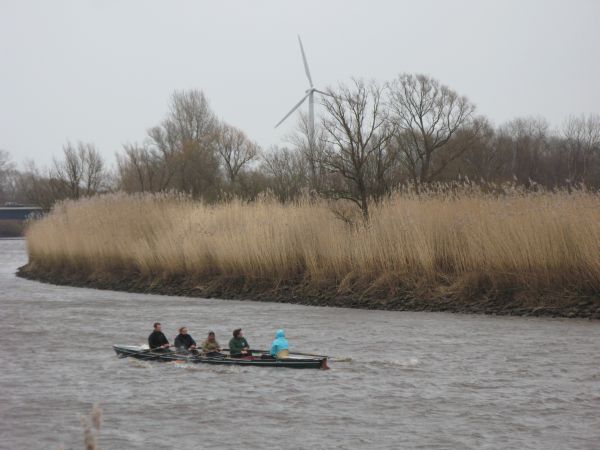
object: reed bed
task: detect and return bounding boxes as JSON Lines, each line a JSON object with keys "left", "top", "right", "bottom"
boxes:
{"left": 24, "top": 189, "right": 600, "bottom": 306}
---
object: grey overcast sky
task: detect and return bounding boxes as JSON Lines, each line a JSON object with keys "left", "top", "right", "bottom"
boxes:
{"left": 1, "top": 0, "right": 599, "bottom": 167}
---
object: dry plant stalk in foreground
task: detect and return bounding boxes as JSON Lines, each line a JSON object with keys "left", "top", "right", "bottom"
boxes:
{"left": 81, "top": 404, "right": 101, "bottom": 450}
{"left": 24, "top": 189, "right": 600, "bottom": 308}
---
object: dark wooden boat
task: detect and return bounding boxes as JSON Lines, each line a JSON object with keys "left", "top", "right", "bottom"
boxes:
{"left": 113, "top": 345, "right": 329, "bottom": 369}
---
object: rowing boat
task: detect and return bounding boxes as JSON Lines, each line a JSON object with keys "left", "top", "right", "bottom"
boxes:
{"left": 113, "top": 345, "right": 329, "bottom": 369}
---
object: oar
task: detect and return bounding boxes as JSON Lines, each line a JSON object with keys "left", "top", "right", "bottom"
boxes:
{"left": 247, "top": 349, "right": 331, "bottom": 357}
{"left": 126, "top": 347, "right": 171, "bottom": 361}
{"left": 247, "top": 349, "right": 331, "bottom": 358}
{"left": 145, "top": 347, "right": 173, "bottom": 354}
{"left": 145, "top": 348, "right": 196, "bottom": 361}
{"left": 273, "top": 350, "right": 351, "bottom": 362}
{"left": 287, "top": 351, "right": 328, "bottom": 358}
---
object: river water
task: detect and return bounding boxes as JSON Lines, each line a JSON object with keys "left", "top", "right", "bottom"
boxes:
{"left": 0, "top": 239, "right": 599, "bottom": 449}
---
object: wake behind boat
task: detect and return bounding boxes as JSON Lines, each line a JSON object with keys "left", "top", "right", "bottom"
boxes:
{"left": 113, "top": 345, "right": 329, "bottom": 369}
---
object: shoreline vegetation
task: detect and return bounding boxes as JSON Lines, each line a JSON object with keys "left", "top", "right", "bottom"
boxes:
{"left": 19, "top": 188, "right": 600, "bottom": 319}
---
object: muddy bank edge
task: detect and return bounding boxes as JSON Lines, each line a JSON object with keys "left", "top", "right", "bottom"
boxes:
{"left": 17, "top": 264, "right": 600, "bottom": 320}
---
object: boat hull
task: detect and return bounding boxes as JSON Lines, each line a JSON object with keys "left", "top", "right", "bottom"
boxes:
{"left": 113, "top": 345, "right": 328, "bottom": 369}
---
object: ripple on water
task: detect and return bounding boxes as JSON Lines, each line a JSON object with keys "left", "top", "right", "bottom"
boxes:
{"left": 127, "top": 359, "right": 154, "bottom": 369}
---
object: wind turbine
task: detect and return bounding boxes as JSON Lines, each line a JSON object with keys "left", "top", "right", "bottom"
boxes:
{"left": 275, "top": 35, "right": 330, "bottom": 150}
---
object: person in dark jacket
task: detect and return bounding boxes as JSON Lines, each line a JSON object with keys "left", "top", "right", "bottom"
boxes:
{"left": 174, "top": 327, "right": 197, "bottom": 353}
{"left": 148, "top": 322, "right": 170, "bottom": 350}
{"left": 228, "top": 328, "right": 251, "bottom": 358}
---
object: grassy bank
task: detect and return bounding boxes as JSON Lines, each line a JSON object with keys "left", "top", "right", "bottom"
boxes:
{"left": 19, "top": 189, "right": 600, "bottom": 318}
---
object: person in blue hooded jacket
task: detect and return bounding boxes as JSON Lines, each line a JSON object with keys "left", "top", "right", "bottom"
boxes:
{"left": 270, "top": 329, "right": 289, "bottom": 358}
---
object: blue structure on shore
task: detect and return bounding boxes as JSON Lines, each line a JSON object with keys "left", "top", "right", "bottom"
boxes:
{"left": 0, "top": 207, "right": 44, "bottom": 221}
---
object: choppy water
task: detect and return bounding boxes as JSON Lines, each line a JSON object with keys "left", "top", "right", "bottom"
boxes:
{"left": 0, "top": 239, "right": 599, "bottom": 449}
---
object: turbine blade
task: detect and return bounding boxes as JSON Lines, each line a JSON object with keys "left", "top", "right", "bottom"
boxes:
{"left": 314, "top": 89, "right": 334, "bottom": 97}
{"left": 298, "top": 35, "right": 313, "bottom": 88}
{"left": 314, "top": 89, "right": 343, "bottom": 102}
{"left": 275, "top": 92, "right": 310, "bottom": 128}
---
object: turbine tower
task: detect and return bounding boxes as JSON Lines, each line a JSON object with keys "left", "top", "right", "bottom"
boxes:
{"left": 275, "top": 35, "right": 329, "bottom": 150}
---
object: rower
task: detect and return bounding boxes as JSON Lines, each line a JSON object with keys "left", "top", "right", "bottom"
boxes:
{"left": 148, "top": 322, "right": 170, "bottom": 351}
{"left": 174, "top": 327, "right": 198, "bottom": 353}
{"left": 201, "top": 331, "right": 222, "bottom": 357}
{"left": 270, "top": 329, "right": 290, "bottom": 359}
{"left": 229, "top": 328, "right": 251, "bottom": 358}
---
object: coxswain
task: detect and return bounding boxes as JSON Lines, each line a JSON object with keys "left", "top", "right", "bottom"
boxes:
{"left": 270, "top": 329, "right": 290, "bottom": 359}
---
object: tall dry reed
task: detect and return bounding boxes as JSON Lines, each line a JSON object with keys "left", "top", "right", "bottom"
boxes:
{"left": 25, "top": 189, "right": 600, "bottom": 300}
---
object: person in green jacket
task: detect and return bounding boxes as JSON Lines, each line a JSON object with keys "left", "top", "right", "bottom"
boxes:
{"left": 201, "top": 331, "right": 222, "bottom": 357}
{"left": 229, "top": 328, "right": 251, "bottom": 358}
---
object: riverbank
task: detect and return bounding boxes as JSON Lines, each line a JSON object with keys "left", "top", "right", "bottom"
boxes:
{"left": 17, "top": 265, "right": 600, "bottom": 319}
{"left": 20, "top": 191, "right": 600, "bottom": 319}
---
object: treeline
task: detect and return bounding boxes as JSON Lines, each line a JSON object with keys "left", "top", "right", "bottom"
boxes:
{"left": 2, "top": 74, "right": 599, "bottom": 215}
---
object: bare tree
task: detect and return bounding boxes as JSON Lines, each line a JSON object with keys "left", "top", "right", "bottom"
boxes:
{"left": 439, "top": 117, "right": 505, "bottom": 182}
{"left": 143, "top": 126, "right": 179, "bottom": 190}
{"left": 145, "top": 90, "right": 221, "bottom": 200}
{"left": 169, "top": 89, "right": 216, "bottom": 142}
{"left": 177, "top": 138, "right": 221, "bottom": 199}
{"left": 0, "top": 150, "right": 17, "bottom": 203}
{"left": 0, "top": 149, "right": 14, "bottom": 176}
{"left": 17, "top": 161, "right": 66, "bottom": 209}
{"left": 52, "top": 143, "right": 84, "bottom": 198}
{"left": 82, "top": 144, "right": 105, "bottom": 195}
{"left": 287, "top": 113, "right": 329, "bottom": 192}
{"left": 498, "top": 117, "right": 549, "bottom": 185}
{"left": 262, "top": 146, "right": 309, "bottom": 202}
{"left": 117, "top": 144, "right": 149, "bottom": 192}
{"left": 388, "top": 74, "right": 476, "bottom": 188}
{"left": 562, "top": 114, "right": 600, "bottom": 185}
{"left": 320, "top": 79, "right": 393, "bottom": 220}
{"left": 215, "top": 122, "right": 259, "bottom": 186}
{"left": 117, "top": 143, "right": 174, "bottom": 192}
{"left": 52, "top": 142, "right": 106, "bottom": 199}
